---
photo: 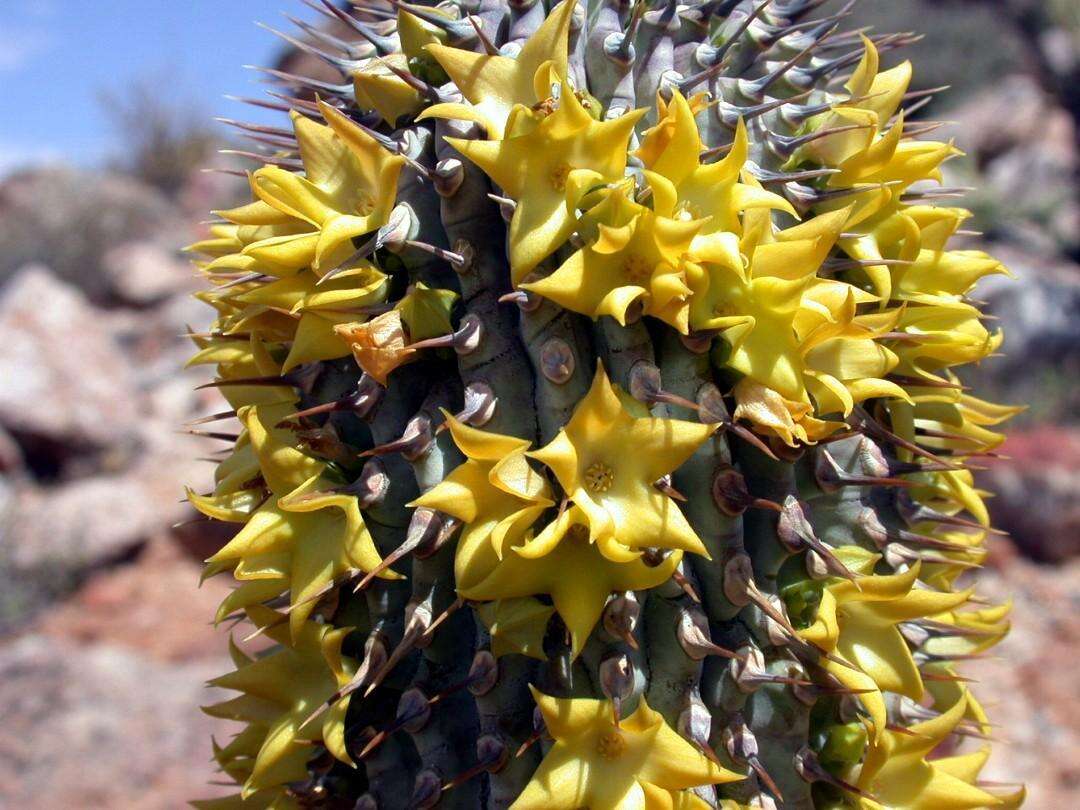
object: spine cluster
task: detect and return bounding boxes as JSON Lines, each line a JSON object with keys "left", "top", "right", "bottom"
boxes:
{"left": 185, "top": 1, "right": 1024, "bottom": 808}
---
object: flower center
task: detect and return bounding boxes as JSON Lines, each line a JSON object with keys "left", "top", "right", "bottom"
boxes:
{"left": 549, "top": 162, "right": 572, "bottom": 191}
{"left": 677, "top": 200, "right": 702, "bottom": 220}
{"left": 568, "top": 524, "right": 589, "bottom": 543}
{"left": 585, "top": 462, "right": 614, "bottom": 493}
{"left": 622, "top": 254, "right": 652, "bottom": 285}
{"left": 712, "top": 300, "right": 736, "bottom": 318}
{"left": 355, "top": 191, "right": 376, "bottom": 216}
{"left": 532, "top": 96, "right": 558, "bottom": 117}
{"left": 597, "top": 729, "right": 626, "bottom": 759}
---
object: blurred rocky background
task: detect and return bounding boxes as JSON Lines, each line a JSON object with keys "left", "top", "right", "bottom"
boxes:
{"left": 0, "top": 0, "right": 1076, "bottom": 807}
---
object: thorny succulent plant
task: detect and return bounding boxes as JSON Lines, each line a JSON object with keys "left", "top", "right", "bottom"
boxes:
{"left": 185, "top": 0, "right": 1026, "bottom": 807}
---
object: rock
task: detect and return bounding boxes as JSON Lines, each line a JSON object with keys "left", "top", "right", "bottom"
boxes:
{"left": 0, "top": 402, "right": 220, "bottom": 630}
{"left": 6, "top": 475, "right": 181, "bottom": 573}
{"left": 0, "top": 266, "right": 141, "bottom": 453}
{"left": 111, "top": 291, "right": 218, "bottom": 413}
{"left": 843, "top": 1, "right": 1024, "bottom": 105}
{"left": 0, "top": 417, "right": 226, "bottom": 630}
{"left": 978, "top": 246, "right": 1080, "bottom": 364}
{"left": 941, "top": 73, "right": 1078, "bottom": 255}
{"left": 0, "top": 425, "right": 23, "bottom": 474}
{"left": 942, "top": 74, "right": 1051, "bottom": 163}
{"left": 4, "top": 424, "right": 215, "bottom": 571}
{"left": 964, "top": 247, "right": 1080, "bottom": 423}
{"left": 982, "top": 143, "right": 1078, "bottom": 253}
{"left": 0, "top": 634, "right": 231, "bottom": 809}
{"left": 968, "top": 555, "right": 1080, "bottom": 809}
{"left": 0, "top": 168, "right": 178, "bottom": 302}
{"left": 0, "top": 258, "right": 223, "bottom": 624}
{"left": 102, "top": 240, "right": 197, "bottom": 306}
{"left": 38, "top": 537, "right": 234, "bottom": 662}
{"left": 979, "top": 426, "right": 1080, "bottom": 562}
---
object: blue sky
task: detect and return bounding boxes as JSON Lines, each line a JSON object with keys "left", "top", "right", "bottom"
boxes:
{"left": 1, "top": 0, "right": 314, "bottom": 175}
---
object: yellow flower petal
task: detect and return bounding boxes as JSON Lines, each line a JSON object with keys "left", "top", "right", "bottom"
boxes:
{"left": 422, "top": 0, "right": 575, "bottom": 137}
{"left": 530, "top": 365, "right": 714, "bottom": 554}
{"left": 512, "top": 690, "right": 740, "bottom": 809}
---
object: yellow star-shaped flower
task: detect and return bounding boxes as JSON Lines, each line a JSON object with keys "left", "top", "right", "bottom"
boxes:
{"left": 882, "top": 301, "right": 1003, "bottom": 387}
{"left": 511, "top": 688, "right": 741, "bottom": 809}
{"left": 636, "top": 91, "right": 794, "bottom": 237}
{"left": 797, "top": 39, "right": 969, "bottom": 304}
{"left": 901, "top": 467, "right": 993, "bottom": 541}
{"left": 633, "top": 90, "right": 710, "bottom": 171}
{"left": 196, "top": 202, "right": 319, "bottom": 280}
{"left": 924, "top": 599, "right": 1011, "bottom": 659}
{"left": 825, "top": 113, "right": 958, "bottom": 193}
{"left": 196, "top": 273, "right": 303, "bottom": 346}
{"left": 395, "top": 5, "right": 449, "bottom": 63}
{"left": 460, "top": 505, "right": 682, "bottom": 655}
{"left": 445, "top": 77, "right": 644, "bottom": 281}
{"left": 475, "top": 598, "right": 556, "bottom": 661}
{"left": 844, "top": 35, "right": 914, "bottom": 129}
{"left": 902, "top": 393, "right": 1022, "bottom": 457}
{"left": 194, "top": 727, "right": 304, "bottom": 810}
{"left": 192, "top": 736, "right": 302, "bottom": 809}
{"left": 530, "top": 364, "right": 714, "bottom": 556}
{"left": 698, "top": 263, "right": 812, "bottom": 398}
{"left": 787, "top": 275, "right": 906, "bottom": 419}
{"left": 814, "top": 134, "right": 963, "bottom": 307}
{"left": 732, "top": 378, "right": 844, "bottom": 446}
{"left": 421, "top": 0, "right": 576, "bottom": 137}
{"left": 187, "top": 334, "right": 297, "bottom": 411}
{"left": 410, "top": 413, "right": 552, "bottom": 592}
{"left": 689, "top": 209, "right": 906, "bottom": 427}
{"left": 251, "top": 100, "right": 405, "bottom": 272}
{"left": 521, "top": 192, "right": 701, "bottom": 332}
{"left": 796, "top": 36, "right": 910, "bottom": 170}
{"left": 640, "top": 784, "right": 717, "bottom": 809}
{"left": 893, "top": 248, "right": 1010, "bottom": 303}
{"left": 922, "top": 662, "right": 995, "bottom": 735}
{"left": 687, "top": 208, "right": 851, "bottom": 382}
{"left": 352, "top": 53, "right": 425, "bottom": 126}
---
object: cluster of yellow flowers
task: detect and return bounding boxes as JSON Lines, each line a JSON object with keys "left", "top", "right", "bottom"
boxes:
{"left": 183, "top": 103, "right": 410, "bottom": 801}
{"left": 186, "top": 95, "right": 460, "bottom": 375}
{"left": 416, "top": 365, "right": 711, "bottom": 657}
{"left": 184, "top": 1, "right": 1023, "bottom": 807}
{"left": 201, "top": 608, "right": 357, "bottom": 805}
{"left": 187, "top": 397, "right": 393, "bottom": 803}
{"left": 416, "top": 10, "right": 1012, "bottom": 462}
{"left": 795, "top": 546, "right": 1012, "bottom": 808}
{"left": 794, "top": 38, "right": 1020, "bottom": 522}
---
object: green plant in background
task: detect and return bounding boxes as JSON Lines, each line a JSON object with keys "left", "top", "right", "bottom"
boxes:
{"left": 185, "top": 1, "right": 1025, "bottom": 807}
